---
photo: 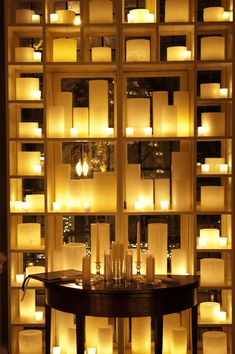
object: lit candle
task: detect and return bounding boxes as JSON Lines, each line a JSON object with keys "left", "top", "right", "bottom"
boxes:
{"left": 22, "top": 201, "right": 30, "bottom": 211}
{"left": 104, "top": 127, "right": 114, "bottom": 137}
{"left": 53, "top": 201, "right": 61, "bottom": 211}
{"left": 198, "top": 237, "right": 207, "bottom": 248}
{"left": 126, "top": 127, "right": 134, "bottom": 137}
{"left": 200, "top": 83, "right": 221, "bottom": 98}
{"left": 32, "top": 14, "right": 40, "bottom": 23}
{"left": 33, "top": 164, "right": 42, "bottom": 175}
{"left": 126, "top": 39, "right": 150, "bottom": 62}
{"left": 203, "top": 331, "right": 227, "bottom": 354}
{"left": 201, "top": 36, "right": 225, "bottom": 60}
{"left": 220, "top": 88, "right": 228, "bottom": 98}
{"left": 171, "top": 327, "right": 187, "bottom": 354}
{"left": 201, "top": 164, "right": 210, "bottom": 173}
{"left": 200, "top": 258, "right": 224, "bottom": 285}
{"left": 218, "top": 311, "right": 227, "bottom": 322}
{"left": 197, "top": 126, "right": 208, "bottom": 136}
{"left": 35, "top": 311, "right": 43, "bottom": 321}
{"left": 87, "top": 349, "right": 96, "bottom": 354}
{"left": 219, "top": 237, "right": 227, "bottom": 248}
{"left": 19, "top": 330, "right": 42, "bottom": 353}
{"left": 15, "top": 47, "right": 34, "bottom": 62}
{"left": 74, "top": 15, "right": 81, "bottom": 25}
{"left": 219, "top": 164, "right": 228, "bottom": 173}
{"left": 56, "top": 9, "right": 75, "bottom": 24}
{"left": 16, "top": 9, "right": 35, "bottom": 23}
{"left": 16, "top": 273, "right": 24, "bottom": 284}
{"left": 32, "top": 90, "right": 41, "bottom": 100}
{"left": 33, "top": 51, "right": 42, "bottom": 62}
{"left": 52, "top": 347, "right": 61, "bottom": 354}
{"left": 50, "top": 13, "right": 58, "bottom": 23}
{"left": 146, "top": 254, "right": 155, "bottom": 282}
{"left": 97, "top": 326, "right": 113, "bottom": 354}
{"left": 91, "top": 47, "right": 112, "bottom": 62}
{"left": 83, "top": 201, "right": 91, "bottom": 212}
{"left": 200, "top": 302, "right": 221, "bottom": 322}
{"left": 136, "top": 221, "right": 141, "bottom": 264}
{"left": 183, "top": 50, "right": 192, "bottom": 60}
{"left": 160, "top": 200, "right": 169, "bottom": 210}
{"left": 104, "top": 253, "right": 112, "bottom": 282}
{"left": 203, "top": 7, "right": 224, "bottom": 21}
{"left": 14, "top": 201, "right": 23, "bottom": 211}
{"left": 53, "top": 38, "right": 77, "bottom": 62}
{"left": 70, "top": 127, "right": 79, "bottom": 137}
{"left": 135, "top": 200, "right": 144, "bottom": 210}
{"left": 167, "top": 46, "right": 187, "bottom": 61}
{"left": 96, "top": 223, "right": 100, "bottom": 263}
{"left": 82, "top": 255, "right": 91, "bottom": 284}
{"left": 17, "top": 223, "right": 41, "bottom": 249}
{"left": 125, "top": 251, "right": 133, "bottom": 281}
{"left": 143, "top": 127, "right": 152, "bottom": 137}
{"left": 34, "top": 128, "right": 42, "bottom": 138}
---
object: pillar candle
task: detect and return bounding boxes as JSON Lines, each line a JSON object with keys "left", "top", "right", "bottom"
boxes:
{"left": 205, "top": 157, "right": 225, "bottom": 173}
{"left": 19, "top": 289, "right": 35, "bottom": 320}
{"left": 73, "top": 107, "right": 89, "bottom": 137}
{"left": 203, "top": 331, "right": 227, "bottom": 354}
{"left": 200, "top": 258, "right": 224, "bottom": 285}
{"left": 16, "top": 9, "right": 35, "bottom": 23}
{"left": 200, "top": 83, "right": 221, "bottom": 98}
{"left": 62, "top": 243, "right": 86, "bottom": 271}
{"left": 203, "top": 7, "right": 224, "bottom": 21}
{"left": 18, "top": 122, "right": 40, "bottom": 138}
{"left": 148, "top": 223, "right": 168, "bottom": 274}
{"left": 125, "top": 164, "right": 141, "bottom": 210}
{"left": 126, "top": 39, "right": 150, "bottom": 62}
{"left": 15, "top": 47, "right": 34, "bottom": 62}
{"left": 48, "top": 105, "right": 65, "bottom": 138}
{"left": 199, "top": 228, "right": 220, "bottom": 248}
{"left": 56, "top": 10, "right": 75, "bottom": 24}
{"left": 152, "top": 91, "right": 168, "bottom": 136}
{"left": 89, "top": 0, "right": 113, "bottom": 23}
{"left": 82, "top": 255, "right": 91, "bottom": 283}
{"left": 104, "top": 253, "right": 112, "bottom": 282}
{"left": 25, "top": 266, "right": 45, "bottom": 286}
{"left": 55, "top": 92, "right": 73, "bottom": 137}
{"left": 201, "top": 36, "right": 225, "bottom": 60}
{"left": 66, "top": 326, "right": 76, "bottom": 354}
{"left": 17, "top": 223, "right": 41, "bottom": 248}
{"left": 25, "top": 194, "right": 44, "bottom": 212}
{"left": 154, "top": 178, "right": 170, "bottom": 210}
{"left": 162, "top": 105, "right": 177, "bottom": 136}
{"left": 86, "top": 317, "right": 108, "bottom": 348}
{"left": 171, "top": 327, "right": 187, "bottom": 354}
{"left": 93, "top": 172, "right": 116, "bottom": 212}
{"left": 127, "top": 98, "right": 150, "bottom": 135}
{"left": 16, "top": 78, "right": 40, "bottom": 100}
{"left": 172, "top": 152, "right": 191, "bottom": 210}
{"left": 89, "top": 80, "right": 109, "bottom": 137}
{"left": 200, "top": 302, "right": 220, "bottom": 322}
{"left": 127, "top": 9, "right": 154, "bottom": 23}
{"left": 91, "top": 223, "right": 110, "bottom": 273}
{"left": 52, "top": 348, "right": 61, "bottom": 354}
{"left": 33, "top": 51, "right": 42, "bottom": 62}
{"left": 165, "top": 0, "right": 189, "bottom": 22}
{"left": 50, "top": 13, "right": 59, "bottom": 23}
{"left": 53, "top": 38, "right": 77, "bottom": 62}
{"left": 125, "top": 251, "right": 133, "bottom": 281}
{"left": 167, "top": 46, "right": 187, "bottom": 61}
{"left": 138, "top": 179, "right": 154, "bottom": 210}
{"left": 19, "top": 330, "right": 42, "bottom": 354}
{"left": 136, "top": 221, "right": 141, "bottom": 264}
{"left": 55, "top": 164, "right": 70, "bottom": 210}
{"left": 171, "top": 249, "right": 187, "bottom": 275}
{"left": 32, "top": 14, "right": 40, "bottom": 23}
{"left": 17, "top": 151, "right": 41, "bottom": 175}
{"left": 16, "top": 274, "right": 24, "bottom": 284}
{"left": 91, "top": 47, "right": 112, "bottom": 62}
{"left": 173, "top": 91, "right": 190, "bottom": 136}
{"left": 35, "top": 311, "right": 43, "bottom": 321}
{"left": 200, "top": 186, "right": 224, "bottom": 210}
{"left": 131, "top": 317, "right": 151, "bottom": 354}
{"left": 97, "top": 325, "right": 113, "bottom": 354}
{"left": 201, "top": 112, "right": 225, "bottom": 136}
{"left": 163, "top": 313, "right": 181, "bottom": 353}
{"left": 146, "top": 254, "right": 155, "bottom": 282}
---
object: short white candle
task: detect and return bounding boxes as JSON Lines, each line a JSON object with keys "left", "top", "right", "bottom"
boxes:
{"left": 14, "top": 201, "right": 23, "bottom": 211}
{"left": 160, "top": 200, "right": 169, "bottom": 210}
{"left": 200, "top": 302, "right": 220, "bottom": 322}
{"left": 56, "top": 9, "right": 75, "bottom": 24}
{"left": 74, "top": 15, "right": 81, "bottom": 25}
{"left": 16, "top": 273, "right": 24, "bottom": 284}
{"left": 219, "top": 164, "right": 228, "bottom": 173}
{"left": 32, "top": 14, "right": 40, "bottom": 23}
{"left": 91, "top": 47, "right": 112, "bottom": 62}
{"left": 50, "top": 13, "right": 58, "bottom": 23}
{"left": 126, "top": 39, "right": 150, "bottom": 62}
{"left": 219, "top": 237, "right": 227, "bottom": 248}
{"left": 171, "top": 327, "right": 187, "bottom": 354}
{"left": 35, "top": 311, "right": 43, "bottom": 321}
{"left": 203, "top": 331, "right": 227, "bottom": 354}
{"left": 15, "top": 47, "right": 34, "bottom": 62}
{"left": 19, "top": 329, "right": 42, "bottom": 354}
{"left": 167, "top": 46, "right": 187, "bottom": 61}
{"left": 198, "top": 238, "right": 207, "bottom": 248}
{"left": 70, "top": 127, "right": 79, "bottom": 137}
{"left": 33, "top": 51, "right": 42, "bottom": 62}
{"left": 218, "top": 311, "right": 227, "bottom": 322}
{"left": 97, "top": 325, "right": 113, "bottom": 354}
{"left": 143, "top": 127, "right": 152, "bottom": 137}
{"left": 22, "top": 201, "right": 30, "bottom": 211}
{"left": 201, "top": 164, "right": 210, "bottom": 173}
{"left": 203, "top": 7, "right": 224, "bottom": 21}
{"left": 87, "top": 349, "right": 96, "bottom": 354}
{"left": 52, "top": 347, "right": 61, "bottom": 354}
{"left": 134, "top": 200, "right": 144, "bottom": 210}
{"left": 197, "top": 126, "right": 208, "bottom": 136}
{"left": 53, "top": 201, "right": 61, "bottom": 211}
{"left": 220, "top": 88, "right": 228, "bottom": 98}
{"left": 200, "top": 83, "right": 221, "bottom": 98}
{"left": 34, "top": 128, "right": 42, "bottom": 138}
{"left": 32, "top": 90, "right": 41, "bottom": 100}
{"left": 183, "top": 50, "right": 192, "bottom": 60}
{"left": 33, "top": 165, "right": 42, "bottom": 174}
{"left": 105, "top": 127, "right": 114, "bottom": 137}
{"left": 126, "top": 127, "right": 134, "bottom": 137}
{"left": 16, "top": 9, "right": 35, "bottom": 23}
{"left": 200, "top": 258, "right": 224, "bottom": 285}
{"left": 83, "top": 201, "right": 91, "bottom": 211}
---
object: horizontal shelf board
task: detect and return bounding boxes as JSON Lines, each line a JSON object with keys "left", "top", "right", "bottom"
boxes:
{"left": 7, "top": 24, "right": 43, "bottom": 31}
{"left": 10, "top": 175, "right": 44, "bottom": 178}
{"left": 123, "top": 62, "right": 194, "bottom": 72}
{"left": 10, "top": 248, "right": 45, "bottom": 253}
{"left": 45, "top": 63, "right": 117, "bottom": 73}
{"left": 196, "top": 173, "right": 232, "bottom": 177}
{"left": 198, "top": 321, "right": 232, "bottom": 327}
{"left": 9, "top": 100, "right": 44, "bottom": 104}
{"left": 124, "top": 136, "right": 194, "bottom": 141}
{"left": 123, "top": 210, "right": 193, "bottom": 215}
{"left": 45, "top": 137, "right": 116, "bottom": 142}
{"left": 47, "top": 211, "right": 117, "bottom": 215}
{"left": 197, "top": 248, "right": 232, "bottom": 252}
{"left": 196, "top": 136, "right": 232, "bottom": 140}
{"left": 11, "top": 320, "right": 45, "bottom": 326}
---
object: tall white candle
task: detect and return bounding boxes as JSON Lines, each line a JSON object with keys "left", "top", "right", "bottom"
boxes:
{"left": 148, "top": 223, "right": 168, "bottom": 275}
{"left": 73, "top": 107, "right": 89, "bottom": 137}
{"left": 91, "top": 223, "right": 110, "bottom": 273}
{"left": 19, "top": 330, "right": 42, "bottom": 354}
{"left": 62, "top": 243, "right": 86, "bottom": 271}
{"left": 173, "top": 91, "right": 190, "bottom": 136}
{"left": 163, "top": 313, "right": 181, "bottom": 353}
{"left": 126, "top": 39, "right": 150, "bottom": 62}
{"left": 152, "top": 91, "right": 168, "bottom": 136}
{"left": 162, "top": 105, "right": 177, "bottom": 136}
{"left": 19, "top": 289, "right": 35, "bottom": 320}
{"left": 132, "top": 317, "right": 151, "bottom": 354}
{"left": 82, "top": 255, "right": 91, "bottom": 283}
{"left": 93, "top": 172, "right": 116, "bottom": 212}
{"left": 97, "top": 325, "right": 113, "bottom": 354}
{"left": 127, "top": 98, "right": 150, "bottom": 135}
{"left": 203, "top": 331, "right": 227, "bottom": 354}
{"left": 136, "top": 221, "right": 141, "bottom": 264}
{"left": 16, "top": 78, "right": 40, "bottom": 100}
{"left": 86, "top": 317, "right": 108, "bottom": 348}
{"left": 171, "top": 327, "right": 187, "bottom": 354}
{"left": 125, "top": 164, "right": 141, "bottom": 210}
{"left": 154, "top": 178, "right": 170, "bottom": 210}
{"left": 200, "top": 258, "right": 224, "bottom": 285}
{"left": 172, "top": 152, "right": 191, "bottom": 210}
{"left": 146, "top": 254, "right": 155, "bottom": 282}
{"left": 171, "top": 249, "right": 187, "bottom": 275}
{"left": 89, "top": 80, "right": 109, "bottom": 137}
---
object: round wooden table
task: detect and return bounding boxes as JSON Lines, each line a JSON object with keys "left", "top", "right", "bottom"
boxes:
{"left": 44, "top": 274, "right": 199, "bottom": 354}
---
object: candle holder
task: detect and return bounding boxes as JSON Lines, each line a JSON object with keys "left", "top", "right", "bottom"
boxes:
{"left": 93, "top": 261, "right": 103, "bottom": 281}
{"left": 112, "top": 259, "right": 124, "bottom": 283}
{"left": 134, "top": 261, "right": 144, "bottom": 282}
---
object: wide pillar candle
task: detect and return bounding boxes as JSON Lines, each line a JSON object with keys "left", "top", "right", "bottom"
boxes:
{"left": 91, "top": 47, "right": 112, "bottom": 62}
{"left": 73, "top": 107, "right": 89, "bottom": 137}
{"left": 97, "top": 325, "right": 113, "bottom": 354}
{"left": 86, "top": 317, "right": 108, "bottom": 348}
{"left": 25, "top": 194, "right": 44, "bottom": 212}
{"left": 126, "top": 39, "right": 150, "bottom": 62}
{"left": 17, "top": 223, "right": 41, "bottom": 248}
{"left": 200, "top": 186, "right": 224, "bottom": 210}
{"left": 15, "top": 47, "right": 34, "bottom": 62}
{"left": 62, "top": 243, "right": 86, "bottom": 271}
{"left": 148, "top": 223, "right": 168, "bottom": 274}
{"left": 152, "top": 91, "right": 168, "bottom": 136}
{"left": 16, "top": 78, "right": 40, "bottom": 100}
{"left": 173, "top": 91, "right": 190, "bottom": 136}
{"left": 127, "top": 98, "right": 150, "bottom": 135}
{"left": 56, "top": 10, "right": 75, "bottom": 24}
{"left": 93, "top": 172, "right": 116, "bottom": 212}
{"left": 171, "top": 327, "right": 187, "bottom": 354}
{"left": 19, "top": 329, "right": 42, "bottom": 354}
{"left": 18, "top": 122, "right": 40, "bottom": 138}
{"left": 199, "top": 228, "right": 220, "bottom": 248}
{"left": 201, "top": 112, "right": 225, "bottom": 136}
{"left": 200, "top": 302, "right": 220, "bottom": 322}
{"left": 167, "top": 46, "right": 187, "bottom": 61}
{"left": 203, "top": 331, "right": 227, "bottom": 354}
{"left": 16, "top": 9, "right": 35, "bottom": 23}
{"left": 201, "top": 36, "right": 225, "bottom": 60}
{"left": 131, "top": 317, "right": 151, "bottom": 354}
{"left": 200, "top": 258, "right": 224, "bottom": 285}
{"left": 89, "top": 80, "right": 109, "bottom": 137}
{"left": 89, "top": 0, "right": 113, "bottom": 23}
{"left": 17, "top": 151, "right": 41, "bottom": 175}
{"left": 53, "top": 39, "right": 77, "bottom": 62}
{"left": 165, "top": 0, "right": 189, "bottom": 22}
{"left": 200, "top": 83, "right": 221, "bottom": 98}
{"left": 203, "top": 7, "right": 224, "bottom": 21}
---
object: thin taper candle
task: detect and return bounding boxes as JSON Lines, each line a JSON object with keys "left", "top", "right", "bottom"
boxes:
{"left": 137, "top": 220, "right": 141, "bottom": 263}
{"left": 96, "top": 223, "right": 100, "bottom": 263}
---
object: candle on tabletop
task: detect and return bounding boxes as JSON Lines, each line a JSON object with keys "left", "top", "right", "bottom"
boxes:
{"left": 125, "top": 251, "right": 133, "bottom": 281}
{"left": 136, "top": 220, "right": 141, "bottom": 264}
{"left": 96, "top": 223, "right": 100, "bottom": 263}
{"left": 146, "top": 254, "right": 155, "bottom": 282}
{"left": 82, "top": 255, "right": 91, "bottom": 283}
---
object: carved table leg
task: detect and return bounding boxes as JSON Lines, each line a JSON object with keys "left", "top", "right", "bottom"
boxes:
{"left": 154, "top": 315, "right": 163, "bottom": 354}
{"left": 45, "top": 304, "right": 51, "bottom": 354}
{"left": 76, "top": 315, "right": 85, "bottom": 354}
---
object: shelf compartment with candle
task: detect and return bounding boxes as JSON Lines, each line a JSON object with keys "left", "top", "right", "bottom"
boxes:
{"left": 162, "top": 0, "right": 192, "bottom": 23}
{"left": 125, "top": 76, "right": 193, "bottom": 137}
{"left": 125, "top": 36, "right": 152, "bottom": 62}
{"left": 47, "top": 141, "right": 116, "bottom": 213}
{"left": 88, "top": 0, "right": 114, "bottom": 24}
{"left": 10, "top": 327, "right": 45, "bottom": 354}
{"left": 197, "top": 68, "right": 231, "bottom": 100}
{"left": 10, "top": 177, "right": 45, "bottom": 213}
{"left": 88, "top": 35, "right": 116, "bottom": 63}
{"left": 123, "top": 0, "right": 156, "bottom": 24}
{"left": 197, "top": 176, "right": 231, "bottom": 212}
{"left": 197, "top": 140, "right": 232, "bottom": 176}
{"left": 197, "top": 31, "right": 232, "bottom": 62}
{"left": 196, "top": 102, "right": 232, "bottom": 137}
{"left": 9, "top": 214, "right": 45, "bottom": 251}
{"left": 45, "top": 34, "right": 80, "bottom": 63}
{"left": 46, "top": 77, "right": 115, "bottom": 138}
{"left": 197, "top": 4, "right": 233, "bottom": 22}
{"left": 9, "top": 142, "right": 44, "bottom": 177}
{"left": 196, "top": 214, "right": 232, "bottom": 250}
{"left": 9, "top": 102, "right": 44, "bottom": 139}
{"left": 12, "top": 1, "right": 43, "bottom": 25}
{"left": 125, "top": 141, "right": 193, "bottom": 212}
{"left": 46, "top": 0, "right": 81, "bottom": 25}
{"left": 7, "top": 26, "right": 43, "bottom": 63}
{"left": 159, "top": 25, "right": 194, "bottom": 62}
{"left": 127, "top": 214, "right": 193, "bottom": 276}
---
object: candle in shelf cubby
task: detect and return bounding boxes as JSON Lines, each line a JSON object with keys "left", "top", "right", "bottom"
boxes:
{"left": 67, "top": 326, "right": 76, "bottom": 353}
{"left": 15, "top": 47, "right": 34, "bottom": 62}
{"left": 200, "top": 258, "right": 225, "bottom": 285}
{"left": 127, "top": 98, "right": 150, "bottom": 136}
{"left": 19, "top": 330, "right": 42, "bottom": 354}
{"left": 171, "top": 327, "right": 187, "bottom": 354}
{"left": 203, "top": 331, "right": 227, "bottom": 354}
{"left": 205, "top": 157, "right": 225, "bottom": 173}
{"left": 200, "top": 186, "right": 224, "bottom": 210}
{"left": 89, "top": 80, "right": 109, "bottom": 137}
{"left": 201, "top": 36, "right": 225, "bottom": 60}
{"left": 53, "top": 38, "right": 77, "bottom": 62}
{"left": 198, "top": 228, "right": 220, "bottom": 248}
{"left": 200, "top": 83, "right": 221, "bottom": 98}
{"left": 167, "top": 46, "right": 189, "bottom": 61}
{"left": 162, "top": 106, "right": 177, "bottom": 136}
{"left": 89, "top": 0, "right": 113, "bottom": 23}
{"left": 148, "top": 223, "right": 168, "bottom": 275}
{"left": 16, "top": 273, "right": 24, "bottom": 285}
{"left": 126, "top": 39, "right": 150, "bottom": 62}
{"left": 67, "top": 179, "right": 94, "bottom": 211}
{"left": 93, "top": 172, "right": 116, "bottom": 212}
{"left": 50, "top": 13, "right": 58, "bottom": 23}
{"left": 56, "top": 92, "right": 73, "bottom": 137}
{"left": 173, "top": 91, "right": 190, "bottom": 137}
{"left": 19, "top": 289, "right": 35, "bottom": 320}
{"left": 125, "top": 164, "right": 141, "bottom": 210}
{"left": 201, "top": 164, "right": 210, "bottom": 173}
{"left": 203, "top": 7, "right": 225, "bottom": 21}
{"left": 52, "top": 348, "right": 61, "bottom": 354}
{"left": 17, "top": 223, "right": 41, "bottom": 249}
{"left": 200, "top": 112, "right": 225, "bottom": 136}
{"left": 165, "top": 0, "right": 189, "bottom": 22}
{"left": 35, "top": 311, "right": 43, "bottom": 321}
{"left": 16, "top": 78, "right": 40, "bottom": 100}
{"left": 56, "top": 10, "right": 75, "bottom": 24}
{"left": 17, "top": 151, "right": 41, "bottom": 176}
{"left": 33, "top": 51, "right": 42, "bottom": 62}
{"left": 47, "top": 106, "right": 65, "bottom": 137}
{"left": 32, "top": 14, "right": 40, "bottom": 23}
{"left": 127, "top": 9, "right": 154, "bottom": 23}
{"left": 200, "top": 302, "right": 224, "bottom": 323}
{"left": 25, "top": 266, "right": 45, "bottom": 286}
{"left": 171, "top": 249, "right": 188, "bottom": 275}
{"left": 73, "top": 107, "right": 89, "bottom": 137}
{"left": 54, "top": 164, "right": 70, "bottom": 211}
{"left": 91, "top": 223, "right": 110, "bottom": 274}
{"left": 15, "top": 9, "right": 35, "bottom": 23}
{"left": 86, "top": 317, "right": 109, "bottom": 349}
{"left": 25, "top": 194, "right": 45, "bottom": 212}
{"left": 18, "top": 122, "right": 41, "bottom": 138}
{"left": 132, "top": 317, "right": 151, "bottom": 354}
{"left": 62, "top": 243, "right": 86, "bottom": 271}
{"left": 163, "top": 313, "right": 181, "bottom": 354}
{"left": 152, "top": 91, "right": 168, "bottom": 136}
{"left": 154, "top": 179, "right": 170, "bottom": 210}
{"left": 91, "top": 47, "right": 112, "bottom": 62}
{"left": 97, "top": 325, "right": 113, "bottom": 354}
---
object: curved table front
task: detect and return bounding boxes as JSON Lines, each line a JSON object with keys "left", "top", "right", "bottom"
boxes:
{"left": 45, "top": 275, "right": 199, "bottom": 354}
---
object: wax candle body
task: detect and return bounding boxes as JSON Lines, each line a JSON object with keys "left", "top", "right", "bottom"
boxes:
{"left": 126, "top": 39, "right": 150, "bottom": 62}
{"left": 203, "top": 331, "right": 227, "bottom": 354}
{"left": 19, "top": 330, "right": 42, "bottom": 354}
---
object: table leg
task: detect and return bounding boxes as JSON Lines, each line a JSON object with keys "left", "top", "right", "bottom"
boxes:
{"left": 76, "top": 315, "right": 85, "bottom": 354}
{"left": 154, "top": 316, "right": 163, "bottom": 354}
{"left": 45, "top": 304, "right": 51, "bottom": 354}
{"left": 192, "top": 305, "right": 198, "bottom": 354}
{"left": 117, "top": 318, "right": 125, "bottom": 354}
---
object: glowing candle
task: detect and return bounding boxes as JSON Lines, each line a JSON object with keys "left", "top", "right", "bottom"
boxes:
{"left": 160, "top": 200, "right": 169, "bottom": 210}
{"left": 70, "top": 127, "right": 79, "bottom": 137}
{"left": 199, "top": 228, "right": 220, "bottom": 248}
{"left": 127, "top": 9, "right": 154, "bottom": 23}
{"left": 152, "top": 91, "right": 168, "bottom": 136}
{"left": 17, "top": 223, "right": 41, "bottom": 248}
{"left": 127, "top": 98, "right": 150, "bottom": 135}
{"left": 163, "top": 314, "right": 181, "bottom": 353}
{"left": 200, "top": 302, "right": 220, "bottom": 322}
{"left": 197, "top": 126, "right": 208, "bottom": 136}
{"left": 17, "top": 151, "right": 41, "bottom": 175}
{"left": 82, "top": 255, "right": 91, "bottom": 284}
{"left": 15, "top": 47, "right": 34, "bottom": 62}
{"left": 16, "top": 9, "right": 35, "bottom": 23}
{"left": 171, "top": 327, "right": 187, "bottom": 354}
{"left": 126, "top": 39, "right": 150, "bottom": 62}
{"left": 201, "top": 112, "right": 225, "bottom": 136}
{"left": 16, "top": 273, "right": 24, "bottom": 284}
{"left": 173, "top": 91, "right": 190, "bottom": 137}
{"left": 200, "top": 83, "right": 221, "bottom": 98}
{"left": 32, "top": 90, "right": 41, "bottom": 100}
{"left": 25, "top": 194, "right": 45, "bottom": 212}
{"left": 73, "top": 107, "right": 89, "bottom": 137}
{"left": 50, "top": 13, "right": 58, "bottom": 23}
{"left": 86, "top": 317, "right": 108, "bottom": 349}
{"left": 148, "top": 223, "right": 168, "bottom": 275}
{"left": 201, "top": 164, "right": 210, "bottom": 173}
{"left": 203, "top": 331, "right": 227, "bottom": 354}
{"left": 126, "top": 127, "right": 134, "bottom": 137}
{"left": 89, "top": 0, "right": 113, "bottom": 23}
{"left": 33, "top": 51, "right": 42, "bottom": 62}
{"left": 91, "top": 223, "right": 110, "bottom": 273}
{"left": 165, "top": 0, "right": 189, "bottom": 22}
{"left": 105, "top": 127, "right": 114, "bottom": 137}
{"left": 56, "top": 10, "right": 75, "bottom": 24}
{"left": 62, "top": 243, "right": 86, "bottom": 271}
{"left": 32, "top": 14, "right": 40, "bottom": 23}
{"left": 171, "top": 249, "right": 187, "bottom": 275}
{"left": 97, "top": 325, "right": 113, "bottom": 354}
{"left": 146, "top": 255, "right": 155, "bottom": 282}
{"left": 87, "top": 349, "right": 96, "bottom": 354}
{"left": 132, "top": 317, "right": 151, "bottom": 354}
{"left": 83, "top": 201, "right": 91, "bottom": 212}
{"left": 183, "top": 50, "right": 191, "bottom": 60}
{"left": 53, "top": 201, "right": 61, "bottom": 211}
{"left": 219, "top": 164, "right": 228, "bottom": 173}
{"left": 35, "top": 311, "right": 43, "bottom": 321}
{"left": 218, "top": 311, "right": 227, "bottom": 322}
{"left": 91, "top": 47, "right": 112, "bottom": 62}
{"left": 200, "top": 186, "right": 224, "bottom": 210}
{"left": 52, "top": 348, "right": 61, "bottom": 354}
{"left": 219, "top": 237, "right": 227, "bottom": 248}
{"left": 220, "top": 88, "right": 228, "bottom": 98}
{"left": 33, "top": 164, "right": 42, "bottom": 174}
{"left": 89, "top": 80, "right": 109, "bottom": 137}
{"left": 53, "top": 39, "right": 77, "bottom": 62}
{"left": 143, "top": 127, "right": 152, "bottom": 137}
{"left": 203, "top": 7, "right": 224, "bottom": 21}
{"left": 19, "top": 289, "right": 35, "bottom": 320}
{"left": 201, "top": 36, "right": 225, "bottom": 60}
{"left": 155, "top": 179, "right": 170, "bottom": 210}
{"left": 162, "top": 105, "right": 177, "bottom": 136}
{"left": 19, "top": 330, "right": 42, "bottom": 354}
{"left": 125, "top": 251, "right": 133, "bottom": 281}
{"left": 47, "top": 106, "right": 65, "bottom": 137}
{"left": 16, "top": 78, "right": 40, "bottom": 100}
{"left": 167, "top": 46, "right": 187, "bottom": 61}
{"left": 74, "top": 15, "right": 81, "bottom": 25}
{"left": 200, "top": 258, "right": 224, "bottom": 285}
{"left": 25, "top": 266, "right": 45, "bottom": 286}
